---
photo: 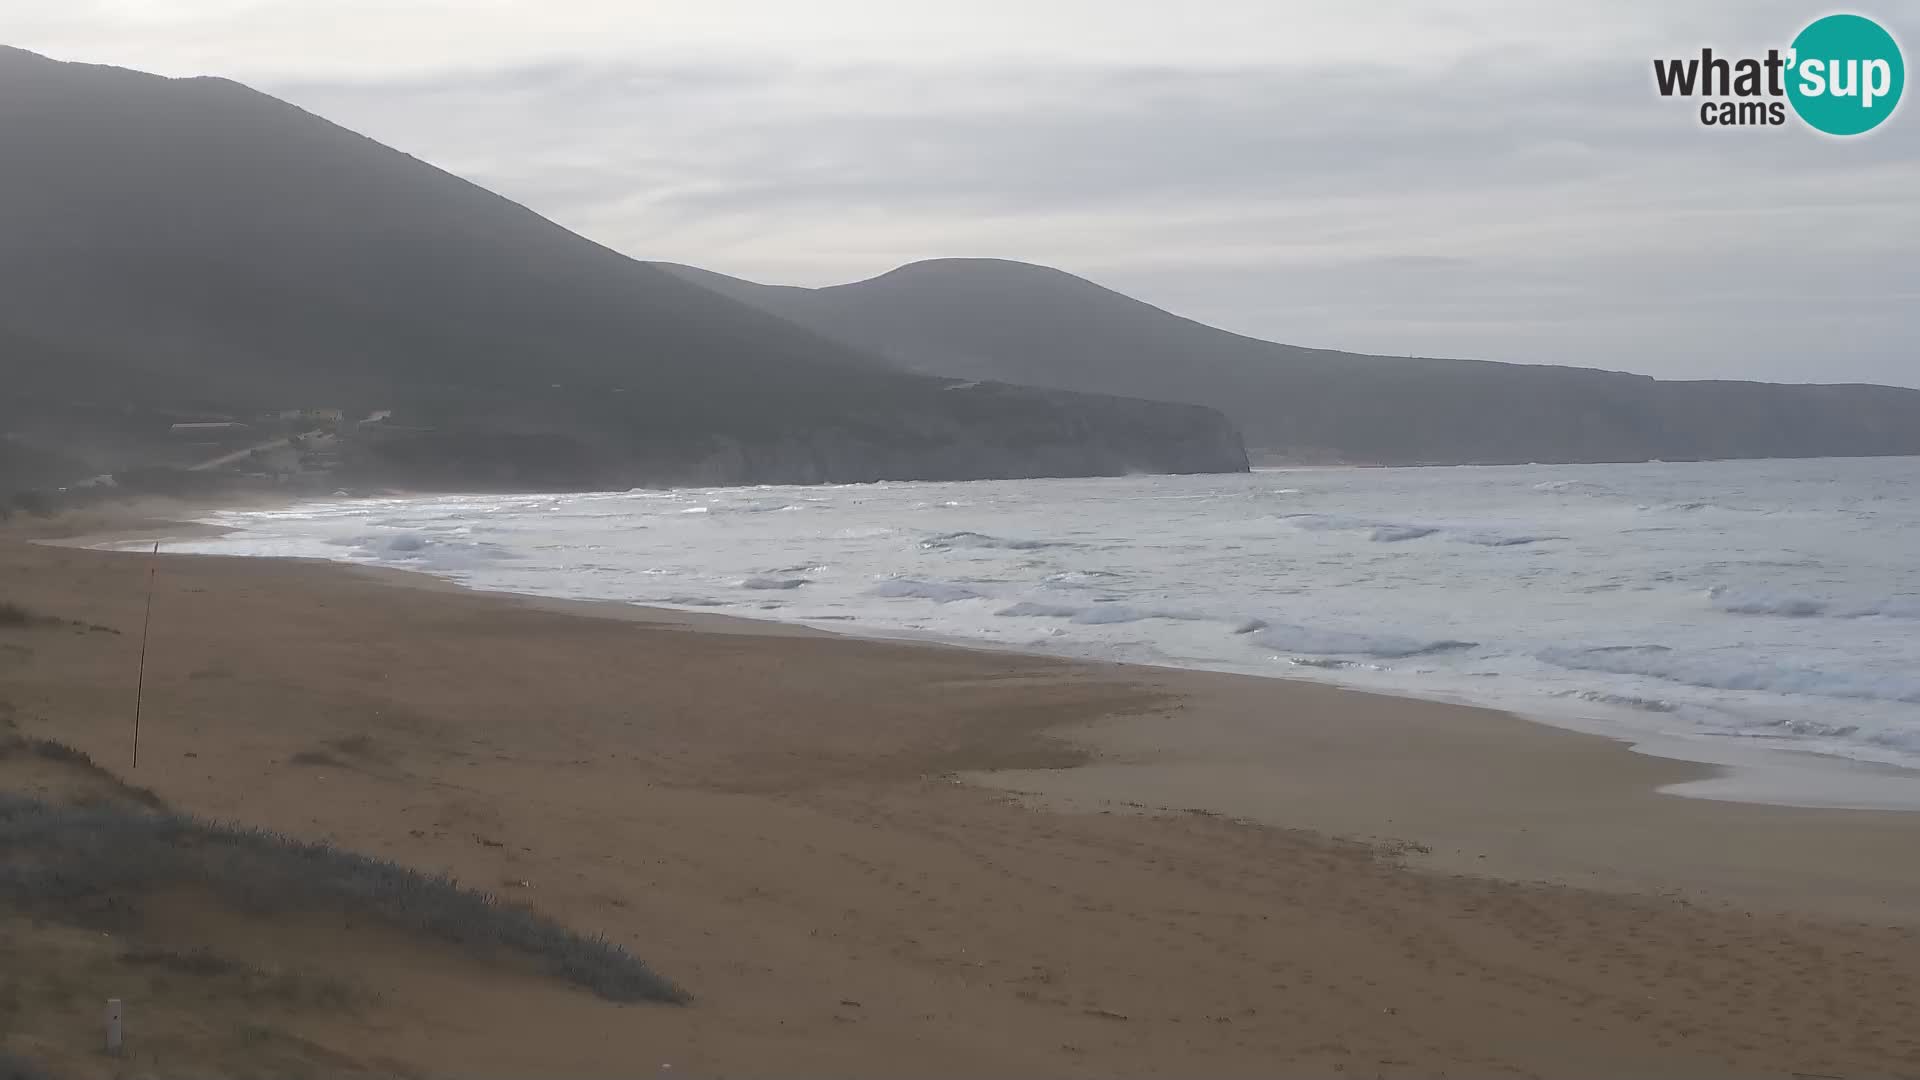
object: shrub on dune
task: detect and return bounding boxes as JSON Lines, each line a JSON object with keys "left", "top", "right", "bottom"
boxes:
{"left": 0, "top": 794, "right": 685, "bottom": 1004}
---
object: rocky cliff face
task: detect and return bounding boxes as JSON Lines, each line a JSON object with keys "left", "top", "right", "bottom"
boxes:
{"left": 340, "top": 384, "right": 1247, "bottom": 490}
{"left": 668, "top": 392, "right": 1247, "bottom": 486}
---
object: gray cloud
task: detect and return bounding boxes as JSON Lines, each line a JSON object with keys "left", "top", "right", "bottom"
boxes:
{"left": 14, "top": 0, "right": 1915, "bottom": 387}
{"left": 265, "top": 49, "right": 1920, "bottom": 386}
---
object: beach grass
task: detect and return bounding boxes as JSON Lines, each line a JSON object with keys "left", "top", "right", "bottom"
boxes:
{"left": 0, "top": 735, "right": 165, "bottom": 809}
{"left": 0, "top": 792, "right": 686, "bottom": 1004}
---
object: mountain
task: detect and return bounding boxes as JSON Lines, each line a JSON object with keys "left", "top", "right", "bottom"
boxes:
{"left": 0, "top": 47, "right": 1245, "bottom": 493}
{"left": 665, "top": 258, "right": 1920, "bottom": 466}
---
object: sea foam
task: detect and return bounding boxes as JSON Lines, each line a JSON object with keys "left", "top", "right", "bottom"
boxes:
{"left": 1540, "top": 646, "right": 1920, "bottom": 705}
{"left": 921, "top": 530, "right": 1065, "bottom": 551}
{"left": 157, "top": 456, "right": 1920, "bottom": 770}
{"left": 869, "top": 578, "right": 987, "bottom": 602}
{"left": 1708, "top": 585, "right": 1920, "bottom": 619}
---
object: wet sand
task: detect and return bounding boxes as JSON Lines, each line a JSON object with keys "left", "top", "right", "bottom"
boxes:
{"left": 976, "top": 672, "right": 1920, "bottom": 924}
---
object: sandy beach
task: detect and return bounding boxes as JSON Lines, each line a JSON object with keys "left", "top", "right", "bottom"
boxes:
{"left": 4, "top": 528, "right": 1920, "bottom": 1078}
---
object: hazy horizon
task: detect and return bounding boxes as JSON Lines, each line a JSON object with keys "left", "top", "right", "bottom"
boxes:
{"left": 9, "top": 0, "right": 1917, "bottom": 388}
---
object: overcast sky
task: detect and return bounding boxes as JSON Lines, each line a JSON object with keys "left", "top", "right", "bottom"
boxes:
{"left": 10, "top": 1, "right": 1918, "bottom": 385}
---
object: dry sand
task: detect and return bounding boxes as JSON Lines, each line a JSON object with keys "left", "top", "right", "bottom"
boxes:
{"left": 3, "top": 533, "right": 1920, "bottom": 1078}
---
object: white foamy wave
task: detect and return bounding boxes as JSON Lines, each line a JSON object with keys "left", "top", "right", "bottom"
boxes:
{"left": 1749, "top": 716, "right": 1860, "bottom": 739}
{"left": 994, "top": 599, "right": 1271, "bottom": 632}
{"left": 741, "top": 576, "right": 808, "bottom": 590}
{"left": 334, "top": 532, "right": 519, "bottom": 566}
{"left": 1285, "top": 514, "right": 1560, "bottom": 547}
{"left": 1858, "top": 598, "right": 1920, "bottom": 619}
{"left": 1707, "top": 586, "right": 1826, "bottom": 617}
{"left": 1250, "top": 623, "right": 1477, "bottom": 659}
{"left": 1551, "top": 689, "right": 1679, "bottom": 713}
{"left": 1369, "top": 524, "right": 1441, "bottom": 542}
{"left": 1069, "top": 604, "right": 1205, "bottom": 625}
{"left": 1540, "top": 646, "right": 1920, "bottom": 705}
{"left": 1646, "top": 499, "right": 1761, "bottom": 514}
{"left": 1281, "top": 514, "right": 1439, "bottom": 542}
{"left": 332, "top": 533, "right": 429, "bottom": 554}
{"left": 869, "top": 578, "right": 988, "bottom": 603}
{"left": 1451, "top": 531, "right": 1561, "bottom": 547}
{"left": 1866, "top": 730, "right": 1920, "bottom": 754}
{"left": 995, "top": 601, "right": 1083, "bottom": 618}
{"left": 995, "top": 600, "right": 1215, "bottom": 625}
{"left": 920, "top": 530, "right": 1064, "bottom": 551}
{"left": 1532, "top": 478, "right": 1622, "bottom": 498}
{"left": 1042, "top": 569, "right": 1125, "bottom": 588}
{"left": 1708, "top": 585, "right": 1920, "bottom": 619}
{"left": 672, "top": 497, "right": 806, "bottom": 515}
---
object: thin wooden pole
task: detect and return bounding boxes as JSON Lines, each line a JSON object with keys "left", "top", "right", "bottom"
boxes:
{"left": 132, "top": 541, "right": 158, "bottom": 769}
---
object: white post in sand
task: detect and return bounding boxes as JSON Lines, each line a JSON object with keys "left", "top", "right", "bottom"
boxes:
{"left": 105, "top": 998, "right": 124, "bottom": 1055}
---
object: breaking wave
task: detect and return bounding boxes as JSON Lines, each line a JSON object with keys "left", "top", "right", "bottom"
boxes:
{"left": 995, "top": 600, "right": 1210, "bottom": 625}
{"left": 1532, "top": 479, "right": 1618, "bottom": 497}
{"left": 332, "top": 532, "right": 519, "bottom": 568}
{"left": 1281, "top": 514, "right": 1439, "bottom": 542}
{"left": 921, "top": 530, "right": 1066, "bottom": 551}
{"left": 1528, "top": 476, "right": 1605, "bottom": 495}
{"left": 1283, "top": 515, "right": 1557, "bottom": 547}
{"left": 868, "top": 578, "right": 988, "bottom": 603}
{"left": 1551, "top": 689, "right": 1679, "bottom": 713}
{"left": 1250, "top": 623, "right": 1478, "bottom": 659}
{"left": 1540, "top": 646, "right": 1920, "bottom": 705}
{"left": 1451, "top": 531, "right": 1562, "bottom": 547}
{"left": 1708, "top": 586, "right": 1920, "bottom": 619}
{"left": 741, "top": 576, "right": 808, "bottom": 590}
{"left": 1042, "top": 569, "right": 1125, "bottom": 588}
{"left": 992, "top": 599, "right": 1469, "bottom": 658}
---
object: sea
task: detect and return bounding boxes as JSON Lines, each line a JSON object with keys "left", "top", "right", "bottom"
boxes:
{"left": 147, "top": 456, "right": 1920, "bottom": 784}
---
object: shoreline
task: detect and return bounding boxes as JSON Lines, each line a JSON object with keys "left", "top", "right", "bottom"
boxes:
{"left": 7, "top": 531, "right": 1920, "bottom": 1075}
{"left": 70, "top": 499, "right": 1920, "bottom": 817}
{"left": 34, "top": 513, "right": 1920, "bottom": 920}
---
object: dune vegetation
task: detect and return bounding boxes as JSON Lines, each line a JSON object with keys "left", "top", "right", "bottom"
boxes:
{"left": 0, "top": 789, "right": 683, "bottom": 1005}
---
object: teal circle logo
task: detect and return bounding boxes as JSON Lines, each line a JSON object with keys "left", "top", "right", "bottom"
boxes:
{"left": 1787, "top": 14, "right": 1905, "bottom": 135}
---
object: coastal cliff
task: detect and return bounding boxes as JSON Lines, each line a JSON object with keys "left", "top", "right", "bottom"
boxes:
{"left": 343, "top": 384, "right": 1247, "bottom": 489}
{"left": 668, "top": 258, "right": 1920, "bottom": 467}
